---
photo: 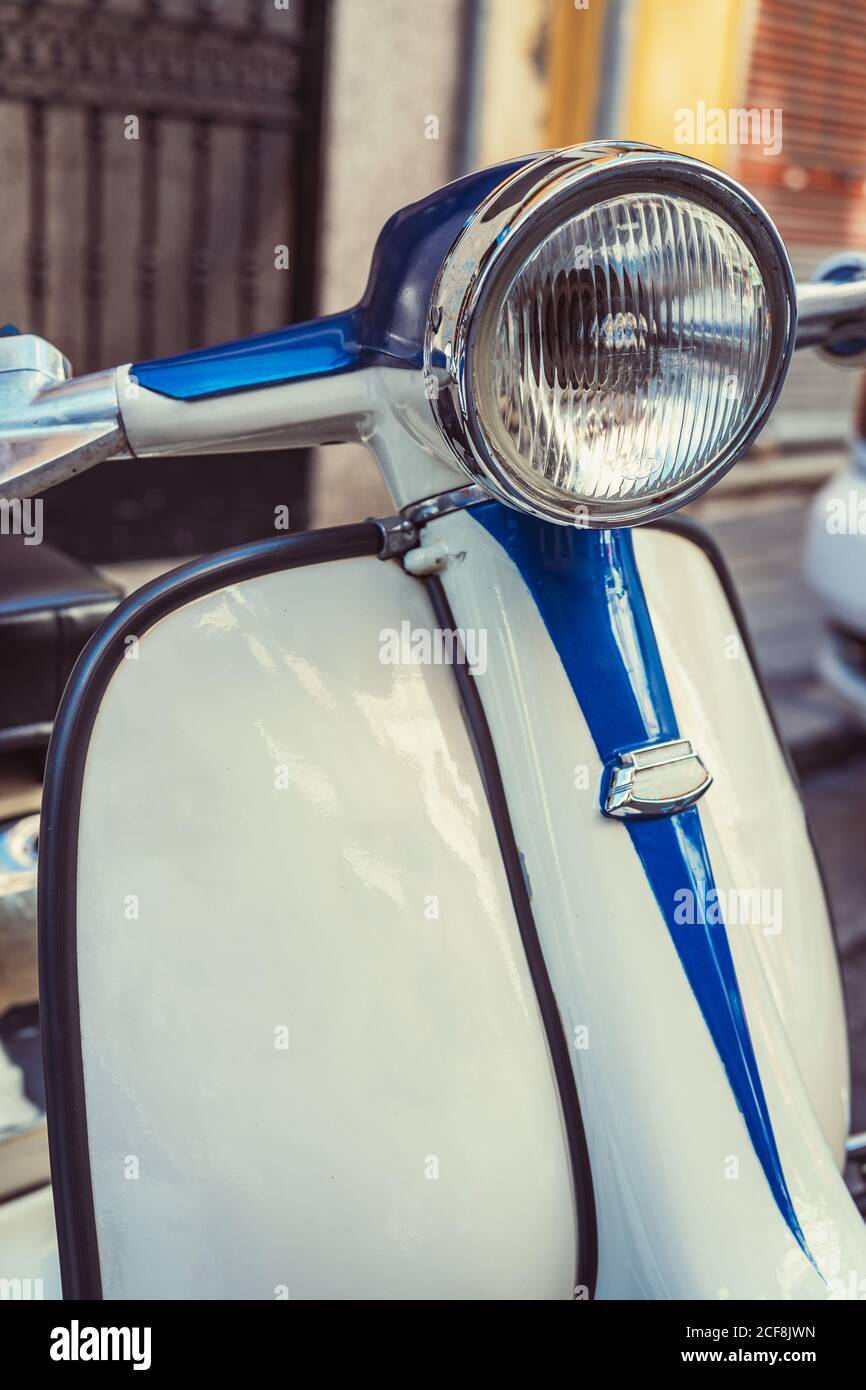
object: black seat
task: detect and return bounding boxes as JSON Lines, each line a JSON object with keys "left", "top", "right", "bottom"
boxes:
{"left": 0, "top": 535, "right": 119, "bottom": 749}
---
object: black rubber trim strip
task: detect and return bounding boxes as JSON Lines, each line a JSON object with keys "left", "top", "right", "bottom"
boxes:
{"left": 38, "top": 523, "right": 382, "bottom": 1300}
{"left": 424, "top": 572, "right": 599, "bottom": 1300}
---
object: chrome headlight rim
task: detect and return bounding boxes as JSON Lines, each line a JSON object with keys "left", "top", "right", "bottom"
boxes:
{"left": 425, "top": 143, "right": 797, "bottom": 528}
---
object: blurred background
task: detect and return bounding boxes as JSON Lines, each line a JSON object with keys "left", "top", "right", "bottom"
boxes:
{"left": 1, "top": 0, "right": 866, "bottom": 1188}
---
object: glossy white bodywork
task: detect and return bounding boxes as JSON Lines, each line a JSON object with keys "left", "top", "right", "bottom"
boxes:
{"left": 805, "top": 466, "right": 866, "bottom": 721}
{"left": 16, "top": 440, "right": 861, "bottom": 1299}
{"left": 74, "top": 552, "right": 576, "bottom": 1299}
{"left": 432, "top": 510, "right": 861, "bottom": 1299}
{"left": 634, "top": 530, "right": 850, "bottom": 1162}
{"left": 59, "top": 509, "right": 864, "bottom": 1300}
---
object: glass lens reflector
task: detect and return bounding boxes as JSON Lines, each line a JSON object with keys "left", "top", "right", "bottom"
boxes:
{"left": 471, "top": 191, "right": 774, "bottom": 517}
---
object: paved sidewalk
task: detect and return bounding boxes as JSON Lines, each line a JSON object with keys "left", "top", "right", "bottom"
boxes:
{"left": 801, "top": 753, "right": 866, "bottom": 1134}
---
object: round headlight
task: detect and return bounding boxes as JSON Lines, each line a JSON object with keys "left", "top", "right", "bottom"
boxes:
{"left": 426, "top": 145, "right": 796, "bottom": 526}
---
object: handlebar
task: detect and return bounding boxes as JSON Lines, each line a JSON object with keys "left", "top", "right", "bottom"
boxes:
{"left": 1, "top": 269, "right": 866, "bottom": 503}
{"left": 796, "top": 278, "right": 866, "bottom": 352}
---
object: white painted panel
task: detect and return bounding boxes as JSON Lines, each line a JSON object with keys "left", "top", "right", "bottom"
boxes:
{"left": 75, "top": 552, "right": 575, "bottom": 1300}
{"left": 634, "top": 526, "right": 850, "bottom": 1164}
{"left": 436, "top": 508, "right": 866, "bottom": 1300}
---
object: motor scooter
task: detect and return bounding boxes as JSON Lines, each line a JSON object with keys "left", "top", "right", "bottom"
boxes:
{"left": 2, "top": 140, "right": 866, "bottom": 1300}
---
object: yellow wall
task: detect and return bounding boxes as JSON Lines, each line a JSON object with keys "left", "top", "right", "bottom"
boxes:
{"left": 475, "top": 0, "right": 551, "bottom": 166}
{"left": 622, "top": 0, "right": 754, "bottom": 168}
{"left": 545, "top": 0, "right": 756, "bottom": 168}
{"left": 546, "top": 0, "right": 607, "bottom": 148}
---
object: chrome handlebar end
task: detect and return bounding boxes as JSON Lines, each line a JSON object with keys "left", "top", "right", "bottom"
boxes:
{"left": 0, "top": 334, "right": 126, "bottom": 500}
{"left": 796, "top": 258, "right": 866, "bottom": 360}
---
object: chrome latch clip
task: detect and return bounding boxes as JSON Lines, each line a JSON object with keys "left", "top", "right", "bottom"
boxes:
{"left": 602, "top": 738, "right": 712, "bottom": 820}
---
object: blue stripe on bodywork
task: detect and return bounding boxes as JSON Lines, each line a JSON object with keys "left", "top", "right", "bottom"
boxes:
{"left": 473, "top": 501, "right": 812, "bottom": 1264}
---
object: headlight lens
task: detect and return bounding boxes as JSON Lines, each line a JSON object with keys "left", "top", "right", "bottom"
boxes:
{"left": 427, "top": 146, "right": 797, "bottom": 526}
{"left": 472, "top": 193, "right": 771, "bottom": 521}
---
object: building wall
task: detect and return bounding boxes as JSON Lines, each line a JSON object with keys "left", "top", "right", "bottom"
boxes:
{"left": 309, "top": 0, "right": 469, "bottom": 526}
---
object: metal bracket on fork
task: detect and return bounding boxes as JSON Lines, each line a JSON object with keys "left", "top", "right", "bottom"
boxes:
{"left": 370, "top": 483, "right": 493, "bottom": 568}
{"left": 373, "top": 484, "right": 491, "bottom": 568}
{"left": 371, "top": 514, "right": 419, "bottom": 559}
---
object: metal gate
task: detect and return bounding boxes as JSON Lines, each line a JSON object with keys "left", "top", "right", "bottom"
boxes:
{"left": 0, "top": 0, "right": 329, "bottom": 558}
